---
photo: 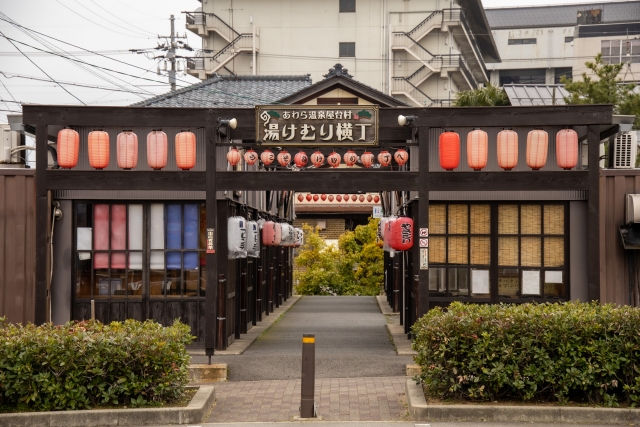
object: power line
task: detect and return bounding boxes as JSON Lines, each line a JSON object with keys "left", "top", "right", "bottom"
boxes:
{"left": 0, "top": 71, "right": 153, "bottom": 94}
{"left": 70, "top": 0, "right": 155, "bottom": 38}
{"left": 88, "top": 0, "right": 157, "bottom": 36}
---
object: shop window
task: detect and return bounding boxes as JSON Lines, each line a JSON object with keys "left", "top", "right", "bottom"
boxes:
{"left": 339, "top": 42, "right": 356, "bottom": 57}
{"left": 602, "top": 39, "right": 640, "bottom": 64}
{"left": 339, "top": 0, "right": 356, "bottom": 13}
{"left": 565, "top": 36, "right": 574, "bottom": 43}
{"left": 508, "top": 38, "right": 537, "bottom": 45}
{"left": 554, "top": 67, "right": 572, "bottom": 83}
{"left": 499, "top": 68, "right": 546, "bottom": 85}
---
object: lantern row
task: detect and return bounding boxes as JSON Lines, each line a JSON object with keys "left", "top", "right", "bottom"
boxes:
{"left": 228, "top": 217, "right": 303, "bottom": 259}
{"left": 57, "top": 129, "right": 197, "bottom": 170}
{"left": 378, "top": 216, "right": 414, "bottom": 252}
{"left": 440, "top": 128, "right": 579, "bottom": 171}
{"left": 297, "top": 193, "right": 381, "bottom": 203}
{"left": 228, "top": 147, "right": 409, "bottom": 168}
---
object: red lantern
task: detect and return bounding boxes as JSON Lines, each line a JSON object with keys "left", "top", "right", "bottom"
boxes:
{"left": 261, "top": 149, "right": 275, "bottom": 166}
{"left": 306, "top": 194, "right": 312, "bottom": 202}
{"left": 359, "top": 195, "right": 365, "bottom": 202}
{"left": 321, "top": 194, "right": 327, "bottom": 201}
{"left": 394, "top": 148, "right": 409, "bottom": 166}
{"left": 244, "top": 148, "right": 258, "bottom": 165}
{"left": 556, "top": 128, "right": 578, "bottom": 170}
{"left": 497, "top": 129, "right": 518, "bottom": 171}
{"left": 262, "top": 221, "right": 278, "bottom": 246}
{"left": 344, "top": 194, "right": 350, "bottom": 202}
{"left": 526, "top": 129, "right": 548, "bottom": 170}
{"left": 351, "top": 194, "right": 357, "bottom": 202}
{"left": 117, "top": 131, "right": 138, "bottom": 170}
{"left": 227, "top": 147, "right": 241, "bottom": 167}
{"left": 176, "top": 131, "right": 196, "bottom": 170}
{"left": 327, "top": 151, "right": 341, "bottom": 168}
{"left": 467, "top": 129, "right": 488, "bottom": 171}
{"left": 389, "top": 217, "right": 414, "bottom": 251}
{"left": 310, "top": 150, "right": 324, "bottom": 167}
{"left": 367, "top": 195, "right": 373, "bottom": 202}
{"left": 297, "top": 194, "right": 304, "bottom": 202}
{"left": 439, "top": 131, "right": 460, "bottom": 171}
{"left": 378, "top": 150, "right": 392, "bottom": 167}
{"left": 147, "top": 130, "right": 167, "bottom": 170}
{"left": 313, "top": 194, "right": 319, "bottom": 202}
{"left": 294, "top": 150, "right": 308, "bottom": 167}
{"left": 328, "top": 195, "right": 334, "bottom": 202}
{"left": 361, "top": 151, "right": 375, "bottom": 168}
{"left": 374, "top": 195, "right": 380, "bottom": 203}
{"left": 57, "top": 128, "right": 79, "bottom": 169}
{"left": 88, "top": 130, "right": 110, "bottom": 170}
{"left": 344, "top": 149, "right": 358, "bottom": 167}
{"left": 336, "top": 195, "right": 343, "bottom": 202}
{"left": 277, "top": 150, "right": 291, "bottom": 167}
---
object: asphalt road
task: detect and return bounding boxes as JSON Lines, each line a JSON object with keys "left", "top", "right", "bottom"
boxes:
{"left": 154, "top": 422, "right": 611, "bottom": 427}
{"left": 191, "top": 296, "right": 414, "bottom": 381}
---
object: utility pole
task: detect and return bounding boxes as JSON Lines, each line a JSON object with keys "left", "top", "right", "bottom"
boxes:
{"left": 161, "top": 15, "right": 177, "bottom": 91}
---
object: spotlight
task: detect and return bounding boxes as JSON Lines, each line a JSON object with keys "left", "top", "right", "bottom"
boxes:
{"left": 398, "top": 115, "right": 416, "bottom": 126}
{"left": 219, "top": 118, "right": 238, "bottom": 129}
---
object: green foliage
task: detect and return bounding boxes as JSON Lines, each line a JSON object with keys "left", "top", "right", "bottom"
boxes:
{"left": 453, "top": 82, "right": 510, "bottom": 107}
{"left": 562, "top": 54, "right": 640, "bottom": 128}
{"left": 294, "top": 218, "right": 383, "bottom": 296}
{"left": 0, "top": 318, "right": 193, "bottom": 411}
{"left": 412, "top": 302, "right": 640, "bottom": 406}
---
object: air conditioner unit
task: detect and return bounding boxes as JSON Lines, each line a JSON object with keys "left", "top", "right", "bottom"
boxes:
{"left": 612, "top": 131, "right": 638, "bottom": 169}
{"left": 627, "top": 194, "right": 640, "bottom": 223}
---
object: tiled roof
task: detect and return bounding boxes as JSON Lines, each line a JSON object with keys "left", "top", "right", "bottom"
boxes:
{"left": 131, "top": 74, "right": 313, "bottom": 108}
{"left": 486, "top": 1, "right": 640, "bottom": 29}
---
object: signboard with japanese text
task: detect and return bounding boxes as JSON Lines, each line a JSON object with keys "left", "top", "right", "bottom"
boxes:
{"left": 256, "top": 105, "right": 379, "bottom": 146}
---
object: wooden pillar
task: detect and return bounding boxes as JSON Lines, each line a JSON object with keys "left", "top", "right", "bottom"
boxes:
{"left": 35, "top": 124, "right": 48, "bottom": 325}
{"left": 587, "top": 124, "right": 600, "bottom": 302}
{"left": 417, "top": 126, "right": 430, "bottom": 317}
{"left": 412, "top": 200, "right": 420, "bottom": 326}
{"left": 204, "top": 124, "right": 218, "bottom": 356}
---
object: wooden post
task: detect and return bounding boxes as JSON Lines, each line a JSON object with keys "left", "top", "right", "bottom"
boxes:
{"left": 35, "top": 124, "right": 48, "bottom": 325}
{"left": 393, "top": 257, "right": 400, "bottom": 312}
{"left": 256, "top": 265, "right": 263, "bottom": 321}
{"left": 587, "top": 124, "right": 600, "bottom": 302}
{"left": 240, "top": 266, "right": 248, "bottom": 334}
{"left": 216, "top": 274, "right": 226, "bottom": 350}
{"left": 417, "top": 126, "right": 430, "bottom": 317}
{"left": 204, "top": 124, "right": 218, "bottom": 357}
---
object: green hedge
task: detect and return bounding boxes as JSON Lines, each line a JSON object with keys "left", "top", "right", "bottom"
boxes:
{"left": 0, "top": 319, "right": 193, "bottom": 411}
{"left": 412, "top": 302, "right": 640, "bottom": 406}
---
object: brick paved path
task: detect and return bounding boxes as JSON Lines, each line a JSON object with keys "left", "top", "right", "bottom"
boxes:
{"left": 206, "top": 376, "right": 409, "bottom": 422}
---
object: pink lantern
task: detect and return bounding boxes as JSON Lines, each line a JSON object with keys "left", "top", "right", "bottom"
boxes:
{"left": 117, "top": 131, "right": 138, "bottom": 170}
{"left": 262, "top": 221, "right": 278, "bottom": 246}
{"left": 351, "top": 194, "right": 357, "bottom": 202}
{"left": 294, "top": 150, "right": 308, "bottom": 168}
{"left": 147, "top": 130, "right": 167, "bottom": 170}
{"left": 297, "top": 194, "right": 304, "bottom": 202}
{"left": 361, "top": 151, "right": 375, "bottom": 168}
{"left": 394, "top": 148, "right": 409, "bottom": 166}
{"left": 327, "top": 151, "right": 341, "bottom": 168}
{"left": 310, "top": 150, "right": 324, "bottom": 167}
{"left": 336, "top": 195, "right": 343, "bottom": 202}
{"left": 344, "top": 149, "right": 358, "bottom": 167}
{"left": 88, "top": 130, "right": 110, "bottom": 170}
{"left": 57, "top": 128, "right": 79, "bottom": 169}
{"left": 367, "top": 194, "right": 373, "bottom": 202}
{"left": 261, "top": 149, "right": 275, "bottom": 166}
{"left": 306, "top": 194, "right": 312, "bottom": 202}
{"left": 358, "top": 195, "right": 365, "bottom": 202}
{"left": 497, "top": 129, "right": 518, "bottom": 171}
{"left": 244, "top": 148, "right": 258, "bottom": 165}
{"left": 378, "top": 150, "right": 392, "bottom": 167}
{"left": 328, "top": 195, "right": 334, "bottom": 202}
{"left": 277, "top": 150, "right": 291, "bottom": 167}
{"left": 175, "top": 131, "right": 196, "bottom": 170}
{"left": 467, "top": 129, "right": 488, "bottom": 171}
{"left": 313, "top": 194, "right": 319, "bottom": 202}
{"left": 556, "top": 128, "right": 579, "bottom": 170}
{"left": 227, "top": 147, "right": 241, "bottom": 167}
{"left": 344, "top": 194, "right": 350, "bottom": 202}
{"left": 526, "top": 129, "right": 548, "bottom": 170}
{"left": 321, "top": 194, "right": 327, "bottom": 201}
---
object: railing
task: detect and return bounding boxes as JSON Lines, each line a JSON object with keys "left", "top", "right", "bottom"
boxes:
{"left": 406, "top": 65, "right": 433, "bottom": 86}
{"left": 210, "top": 34, "right": 254, "bottom": 73}
{"left": 185, "top": 11, "right": 205, "bottom": 26}
{"left": 392, "top": 32, "right": 436, "bottom": 59}
{"left": 407, "top": 11, "right": 442, "bottom": 42}
{"left": 207, "top": 12, "right": 239, "bottom": 42}
{"left": 187, "top": 57, "right": 205, "bottom": 70}
{"left": 442, "top": 8, "right": 489, "bottom": 81}
{"left": 392, "top": 77, "right": 436, "bottom": 107}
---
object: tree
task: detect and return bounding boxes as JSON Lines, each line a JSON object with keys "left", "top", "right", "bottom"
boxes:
{"left": 453, "top": 82, "right": 510, "bottom": 107}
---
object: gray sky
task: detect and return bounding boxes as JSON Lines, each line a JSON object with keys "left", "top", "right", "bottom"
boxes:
{"left": 0, "top": 0, "right": 622, "bottom": 124}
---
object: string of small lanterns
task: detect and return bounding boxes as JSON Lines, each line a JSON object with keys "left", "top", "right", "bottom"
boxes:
{"left": 296, "top": 193, "right": 381, "bottom": 203}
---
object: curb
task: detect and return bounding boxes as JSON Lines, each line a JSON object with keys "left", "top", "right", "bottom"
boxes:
{"left": 189, "top": 364, "right": 228, "bottom": 383}
{"left": 0, "top": 385, "right": 215, "bottom": 427}
{"left": 405, "top": 379, "right": 640, "bottom": 425}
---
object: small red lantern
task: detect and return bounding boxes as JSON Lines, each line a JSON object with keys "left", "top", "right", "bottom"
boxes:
{"left": 361, "top": 151, "right": 375, "bottom": 168}
{"left": 328, "top": 195, "right": 334, "bottom": 202}
{"left": 88, "top": 130, "right": 110, "bottom": 170}
{"left": 57, "top": 128, "right": 79, "bottom": 169}
{"left": 351, "top": 194, "right": 357, "bottom": 202}
{"left": 336, "top": 195, "right": 343, "bottom": 202}
{"left": 261, "top": 149, "right": 275, "bottom": 166}
{"left": 244, "top": 148, "right": 258, "bottom": 165}
{"left": 310, "top": 150, "right": 324, "bottom": 167}
{"left": 389, "top": 217, "right": 414, "bottom": 251}
{"left": 321, "top": 194, "right": 327, "bottom": 201}
{"left": 117, "top": 131, "right": 138, "bottom": 170}
{"left": 394, "top": 148, "right": 409, "bottom": 166}
{"left": 497, "top": 129, "right": 518, "bottom": 171}
{"left": 344, "top": 149, "right": 358, "bottom": 167}
{"left": 359, "top": 195, "right": 365, "bottom": 202}
{"left": 367, "top": 194, "right": 373, "bottom": 202}
{"left": 526, "top": 129, "right": 548, "bottom": 170}
{"left": 439, "top": 131, "right": 460, "bottom": 171}
{"left": 374, "top": 195, "right": 380, "bottom": 203}
{"left": 344, "top": 194, "right": 350, "bottom": 202}
{"left": 327, "top": 151, "right": 341, "bottom": 168}
{"left": 556, "top": 128, "right": 578, "bottom": 170}
{"left": 147, "top": 130, "right": 167, "bottom": 170}
{"left": 313, "top": 194, "right": 319, "bottom": 202}
{"left": 227, "top": 147, "right": 241, "bottom": 167}
{"left": 297, "top": 194, "right": 304, "bottom": 202}
{"left": 176, "top": 131, "right": 196, "bottom": 170}
{"left": 294, "top": 150, "right": 308, "bottom": 167}
{"left": 262, "top": 221, "right": 278, "bottom": 246}
{"left": 306, "top": 194, "right": 312, "bottom": 202}
{"left": 277, "top": 150, "right": 291, "bottom": 167}
{"left": 378, "top": 150, "right": 392, "bottom": 167}
{"left": 467, "top": 128, "right": 488, "bottom": 171}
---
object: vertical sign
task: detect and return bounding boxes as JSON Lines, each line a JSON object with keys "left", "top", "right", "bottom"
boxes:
{"left": 206, "top": 228, "right": 215, "bottom": 254}
{"left": 372, "top": 206, "right": 383, "bottom": 218}
{"left": 420, "top": 248, "right": 429, "bottom": 270}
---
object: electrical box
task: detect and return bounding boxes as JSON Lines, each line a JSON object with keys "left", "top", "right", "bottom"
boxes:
{"left": 0, "top": 124, "right": 20, "bottom": 163}
{"left": 626, "top": 194, "right": 640, "bottom": 223}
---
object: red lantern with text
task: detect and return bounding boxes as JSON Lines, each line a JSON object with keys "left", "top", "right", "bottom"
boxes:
{"left": 378, "top": 150, "right": 392, "bottom": 167}
{"left": 336, "top": 195, "right": 342, "bottom": 202}
{"left": 328, "top": 195, "right": 334, "bottom": 202}
{"left": 367, "top": 194, "right": 372, "bottom": 202}
{"left": 439, "top": 131, "right": 460, "bottom": 171}
{"left": 358, "top": 195, "right": 365, "bottom": 202}
{"left": 297, "top": 194, "right": 304, "bottom": 202}
{"left": 117, "top": 131, "right": 138, "bottom": 170}
{"left": 306, "top": 194, "right": 312, "bottom": 202}
{"left": 321, "top": 194, "right": 327, "bottom": 201}
{"left": 556, "top": 128, "right": 578, "bottom": 170}
{"left": 244, "top": 148, "right": 258, "bottom": 166}
{"left": 227, "top": 147, "right": 241, "bottom": 167}
{"left": 497, "top": 129, "right": 518, "bottom": 171}
{"left": 313, "top": 195, "right": 319, "bottom": 202}
{"left": 374, "top": 195, "right": 380, "bottom": 203}
{"left": 361, "top": 151, "right": 375, "bottom": 168}
{"left": 389, "top": 217, "right": 414, "bottom": 251}
{"left": 147, "top": 131, "right": 167, "bottom": 170}
{"left": 394, "top": 148, "right": 409, "bottom": 166}
{"left": 57, "top": 128, "right": 79, "bottom": 169}
{"left": 327, "top": 151, "right": 341, "bottom": 168}
{"left": 261, "top": 149, "right": 275, "bottom": 166}
{"left": 277, "top": 150, "right": 291, "bottom": 167}
{"left": 310, "top": 150, "right": 324, "bottom": 167}
{"left": 88, "top": 130, "right": 110, "bottom": 170}
{"left": 526, "top": 129, "right": 548, "bottom": 170}
{"left": 467, "top": 128, "right": 488, "bottom": 171}
{"left": 294, "top": 150, "right": 308, "bottom": 167}
{"left": 344, "top": 149, "right": 357, "bottom": 167}
{"left": 175, "top": 131, "right": 196, "bottom": 170}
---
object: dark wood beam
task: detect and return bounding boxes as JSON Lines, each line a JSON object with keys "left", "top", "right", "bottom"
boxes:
{"left": 587, "top": 124, "right": 600, "bottom": 302}
{"left": 429, "top": 171, "right": 589, "bottom": 191}
{"left": 35, "top": 124, "right": 48, "bottom": 325}
{"left": 45, "top": 170, "right": 206, "bottom": 191}
{"left": 204, "top": 125, "right": 218, "bottom": 357}
{"left": 417, "top": 127, "right": 429, "bottom": 317}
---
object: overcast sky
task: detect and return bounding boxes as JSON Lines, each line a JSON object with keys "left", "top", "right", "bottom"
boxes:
{"left": 0, "top": 0, "right": 620, "bottom": 124}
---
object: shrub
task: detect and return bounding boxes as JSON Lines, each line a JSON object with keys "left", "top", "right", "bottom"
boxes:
{"left": 0, "top": 318, "right": 193, "bottom": 411}
{"left": 412, "top": 302, "right": 640, "bottom": 406}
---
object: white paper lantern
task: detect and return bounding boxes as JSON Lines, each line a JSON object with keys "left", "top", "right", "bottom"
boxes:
{"left": 280, "top": 223, "right": 296, "bottom": 246}
{"left": 247, "top": 220, "right": 260, "bottom": 258}
{"left": 228, "top": 216, "right": 247, "bottom": 259}
{"left": 294, "top": 228, "right": 304, "bottom": 247}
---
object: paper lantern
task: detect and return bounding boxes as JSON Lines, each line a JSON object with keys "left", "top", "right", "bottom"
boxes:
{"left": 327, "top": 151, "right": 341, "bottom": 168}
{"left": 467, "top": 129, "right": 488, "bottom": 171}
{"left": 556, "top": 128, "right": 578, "bottom": 170}
{"left": 328, "top": 195, "right": 334, "bottom": 202}
{"left": 280, "top": 223, "right": 296, "bottom": 246}
{"left": 344, "top": 194, "right": 349, "bottom": 202}
{"left": 439, "top": 131, "right": 460, "bottom": 171}
{"left": 367, "top": 194, "right": 373, "bottom": 202}
{"left": 378, "top": 150, "right": 392, "bottom": 167}
{"left": 361, "top": 151, "right": 375, "bottom": 168}
{"left": 297, "top": 194, "right": 304, "bottom": 202}
{"left": 497, "top": 129, "right": 518, "bottom": 171}
{"left": 526, "top": 129, "right": 548, "bottom": 170}
{"left": 294, "top": 150, "right": 308, "bottom": 167}
{"left": 247, "top": 221, "right": 260, "bottom": 258}
{"left": 262, "top": 221, "right": 278, "bottom": 246}
{"left": 57, "top": 128, "right": 79, "bottom": 169}
{"left": 147, "top": 131, "right": 167, "bottom": 170}
{"left": 244, "top": 148, "right": 258, "bottom": 166}
{"left": 88, "top": 130, "right": 110, "bottom": 170}
{"left": 294, "top": 228, "right": 304, "bottom": 247}
{"left": 305, "top": 194, "right": 312, "bottom": 202}
{"left": 336, "top": 195, "right": 342, "bottom": 202}
{"left": 117, "top": 131, "right": 138, "bottom": 170}
{"left": 374, "top": 195, "right": 380, "bottom": 203}
{"left": 310, "top": 150, "right": 324, "bottom": 167}
{"left": 389, "top": 217, "right": 414, "bottom": 251}
{"left": 351, "top": 194, "right": 357, "bottom": 202}
{"left": 394, "top": 148, "right": 409, "bottom": 166}
{"left": 313, "top": 194, "right": 319, "bottom": 202}
{"left": 344, "top": 149, "right": 358, "bottom": 167}
{"left": 274, "top": 222, "right": 282, "bottom": 245}
{"left": 228, "top": 216, "right": 247, "bottom": 259}
{"left": 176, "top": 131, "right": 196, "bottom": 170}
{"left": 261, "top": 149, "right": 275, "bottom": 166}
{"left": 359, "top": 195, "right": 365, "bottom": 202}
{"left": 227, "top": 147, "right": 241, "bottom": 166}
{"left": 277, "top": 150, "right": 292, "bottom": 167}
{"left": 321, "top": 194, "right": 327, "bottom": 201}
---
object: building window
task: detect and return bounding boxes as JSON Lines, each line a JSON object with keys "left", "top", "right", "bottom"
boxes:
{"left": 339, "top": 0, "right": 356, "bottom": 13}
{"left": 508, "top": 38, "right": 536, "bottom": 45}
{"left": 564, "top": 36, "right": 574, "bottom": 43}
{"left": 339, "top": 42, "right": 356, "bottom": 57}
{"left": 499, "top": 68, "right": 546, "bottom": 85}
{"left": 554, "top": 67, "right": 572, "bottom": 83}
{"left": 602, "top": 39, "right": 640, "bottom": 64}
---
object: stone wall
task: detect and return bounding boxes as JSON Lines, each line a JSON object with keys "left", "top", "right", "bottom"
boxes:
{"left": 293, "top": 218, "right": 345, "bottom": 240}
